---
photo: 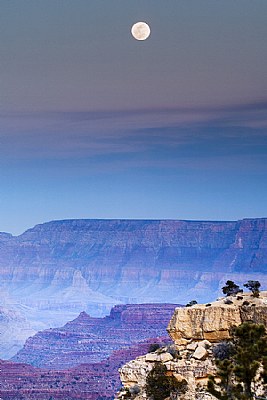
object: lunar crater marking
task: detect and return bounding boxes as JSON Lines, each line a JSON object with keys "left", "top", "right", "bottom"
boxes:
{"left": 131, "top": 22, "right": 151, "bottom": 41}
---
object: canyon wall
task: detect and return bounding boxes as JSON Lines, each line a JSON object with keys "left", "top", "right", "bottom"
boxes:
{"left": 1, "top": 218, "right": 267, "bottom": 357}
{"left": 12, "top": 303, "right": 176, "bottom": 369}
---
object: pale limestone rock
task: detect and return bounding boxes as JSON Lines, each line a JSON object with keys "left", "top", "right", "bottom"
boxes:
{"left": 187, "top": 342, "right": 198, "bottom": 351}
{"left": 173, "top": 373, "right": 187, "bottom": 382}
{"left": 168, "top": 292, "right": 267, "bottom": 345}
{"left": 168, "top": 305, "right": 242, "bottom": 344}
{"left": 198, "top": 339, "right": 211, "bottom": 348}
{"left": 160, "top": 352, "right": 173, "bottom": 362}
{"left": 192, "top": 346, "right": 208, "bottom": 360}
{"left": 119, "top": 357, "right": 153, "bottom": 388}
{"left": 145, "top": 353, "right": 159, "bottom": 362}
{"left": 118, "top": 350, "right": 217, "bottom": 399}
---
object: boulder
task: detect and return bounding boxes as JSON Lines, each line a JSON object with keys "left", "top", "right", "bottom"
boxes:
{"left": 192, "top": 346, "right": 208, "bottom": 360}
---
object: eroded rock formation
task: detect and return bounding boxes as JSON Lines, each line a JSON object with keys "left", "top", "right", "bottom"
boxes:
{"left": 168, "top": 293, "right": 267, "bottom": 345}
{"left": 12, "top": 304, "right": 177, "bottom": 369}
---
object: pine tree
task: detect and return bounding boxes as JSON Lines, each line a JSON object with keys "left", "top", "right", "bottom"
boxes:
{"left": 145, "top": 362, "right": 187, "bottom": 400}
{"left": 222, "top": 280, "right": 242, "bottom": 296}
{"left": 207, "top": 322, "right": 267, "bottom": 399}
{"left": 243, "top": 280, "right": 261, "bottom": 297}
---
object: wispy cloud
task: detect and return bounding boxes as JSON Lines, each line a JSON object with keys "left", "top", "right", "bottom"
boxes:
{"left": 1, "top": 100, "right": 267, "bottom": 166}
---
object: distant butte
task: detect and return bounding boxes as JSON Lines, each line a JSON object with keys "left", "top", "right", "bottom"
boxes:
{"left": 12, "top": 303, "right": 177, "bottom": 369}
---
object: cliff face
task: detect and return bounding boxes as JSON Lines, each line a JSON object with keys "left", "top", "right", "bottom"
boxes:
{"left": 12, "top": 304, "right": 176, "bottom": 369}
{"left": 117, "top": 292, "right": 267, "bottom": 400}
{"left": 1, "top": 218, "right": 267, "bottom": 301}
{"left": 1, "top": 218, "right": 267, "bottom": 358}
{"left": 167, "top": 293, "right": 267, "bottom": 345}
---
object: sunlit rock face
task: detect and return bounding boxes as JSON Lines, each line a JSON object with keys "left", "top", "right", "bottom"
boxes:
{"left": 1, "top": 218, "right": 267, "bottom": 358}
{"left": 168, "top": 291, "right": 267, "bottom": 345}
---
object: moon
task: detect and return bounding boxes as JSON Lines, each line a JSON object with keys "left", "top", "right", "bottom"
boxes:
{"left": 131, "top": 22, "right": 151, "bottom": 41}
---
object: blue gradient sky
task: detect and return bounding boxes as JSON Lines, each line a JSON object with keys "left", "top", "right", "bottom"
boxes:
{"left": 1, "top": 0, "right": 267, "bottom": 234}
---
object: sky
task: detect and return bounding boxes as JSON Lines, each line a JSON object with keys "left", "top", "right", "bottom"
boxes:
{"left": 0, "top": 0, "right": 267, "bottom": 235}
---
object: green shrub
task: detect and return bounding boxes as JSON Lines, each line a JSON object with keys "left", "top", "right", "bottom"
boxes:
{"left": 148, "top": 343, "right": 160, "bottom": 353}
{"left": 145, "top": 362, "right": 187, "bottom": 400}
{"left": 185, "top": 300, "right": 198, "bottom": 307}
{"left": 222, "top": 280, "right": 242, "bottom": 296}
{"left": 244, "top": 280, "right": 261, "bottom": 297}
{"left": 207, "top": 322, "right": 267, "bottom": 399}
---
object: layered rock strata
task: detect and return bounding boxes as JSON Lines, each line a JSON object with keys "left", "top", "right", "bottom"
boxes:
{"left": 12, "top": 304, "right": 177, "bottom": 369}
{"left": 167, "top": 292, "right": 267, "bottom": 345}
{"left": 0, "top": 341, "right": 168, "bottom": 400}
{"left": 1, "top": 218, "right": 267, "bottom": 309}
{"left": 117, "top": 292, "right": 267, "bottom": 400}
{"left": 1, "top": 218, "right": 267, "bottom": 358}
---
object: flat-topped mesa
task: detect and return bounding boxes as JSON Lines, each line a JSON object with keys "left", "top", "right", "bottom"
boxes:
{"left": 167, "top": 291, "right": 267, "bottom": 345}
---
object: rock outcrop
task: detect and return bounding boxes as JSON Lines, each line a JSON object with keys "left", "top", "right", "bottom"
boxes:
{"left": 117, "top": 292, "right": 267, "bottom": 400}
{"left": 168, "top": 293, "right": 267, "bottom": 345}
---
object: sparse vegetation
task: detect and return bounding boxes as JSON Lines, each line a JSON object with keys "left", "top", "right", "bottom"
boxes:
{"left": 148, "top": 343, "right": 160, "bottom": 353}
{"left": 129, "top": 384, "right": 140, "bottom": 396}
{"left": 207, "top": 322, "right": 267, "bottom": 399}
{"left": 244, "top": 280, "right": 261, "bottom": 297}
{"left": 166, "top": 344, "right": 180, "bottom": 359}
{"left": 222, "top": 279, "right": 262, "bottom": 298}
{"left": 222, "top": 280, "right": 243, "bottom": 297}
{"left": 185, "top": 300, "right": 198, "bottom": 307}
{"left": 212, "top": 341, "right": 235, "bottom": 361}
{"left": 145, "top": 362, "right": 187, "bottom": 400}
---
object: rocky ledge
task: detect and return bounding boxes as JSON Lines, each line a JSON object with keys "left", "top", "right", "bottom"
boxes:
{"left": 168, "top": 292, "right": 267, "bottom": 345}
{"left": 116, "top": 291, "right": 267, "bottom": 400}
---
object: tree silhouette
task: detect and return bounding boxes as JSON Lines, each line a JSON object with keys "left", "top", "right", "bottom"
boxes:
{"left": 243, "top": 280, "right": 261, "bottom": 297}
{"left": 222, "top": 280, "right": 242, "bottom": 297}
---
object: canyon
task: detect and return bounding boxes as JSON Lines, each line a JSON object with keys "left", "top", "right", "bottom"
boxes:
{"left": 0, "top": 345, "right": 149, "bottom": 400}
{"left": 12, "top": 304, "right": 176, "bottom": 369}
{"left": 0, "top": 303, "right": 175, "bottom": 399}
{"left": 1, "top": 217, "right": 267, "bottom": 358}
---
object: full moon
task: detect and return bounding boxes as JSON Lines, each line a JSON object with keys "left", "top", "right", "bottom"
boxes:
{"left": 131, "top": 22, "right": 151, "bottom": 41}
